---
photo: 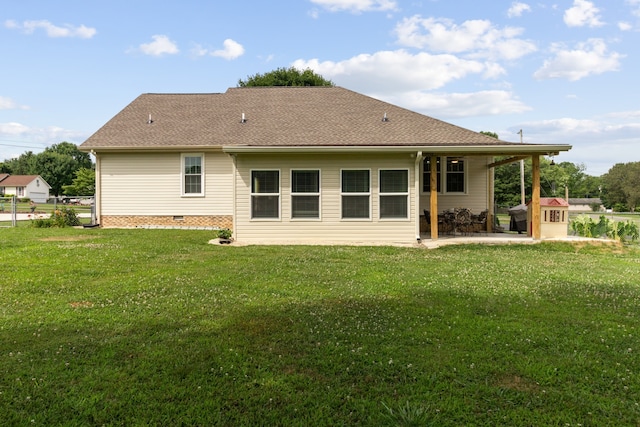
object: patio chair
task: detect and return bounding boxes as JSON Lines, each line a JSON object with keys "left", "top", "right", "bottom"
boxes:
{"left": 453, "top": 207, "right": 473, "bottom": 235}
{"left": 472, "top": 209, "right": 488, "bottom": 234}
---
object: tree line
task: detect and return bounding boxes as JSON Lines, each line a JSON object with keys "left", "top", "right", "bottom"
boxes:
{"left": 0, "top": 141, "right": 94, "bottom": 197}
{"left": 483, "top": 132, "right": 639, "bottom": 212}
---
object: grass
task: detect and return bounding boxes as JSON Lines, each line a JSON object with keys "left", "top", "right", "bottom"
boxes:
{"left": 1, "top": 228, "right": 640, "bottom": 426}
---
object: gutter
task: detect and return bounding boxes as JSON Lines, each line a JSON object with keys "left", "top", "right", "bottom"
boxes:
{"left": 221, "top": 144, "right": 572, "bottom": 156}
{"left": 414, "top": 151, "right": 424, "bottom": 242}
{"left": 80, "top": 143, "right": 571, "bottom": 156}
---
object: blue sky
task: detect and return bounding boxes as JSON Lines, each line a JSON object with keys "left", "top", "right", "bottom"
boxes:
{"left": 2, "top": 0, "right": 639, "bottom": 176}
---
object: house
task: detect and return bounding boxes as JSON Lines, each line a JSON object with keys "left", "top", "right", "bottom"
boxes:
{"left": 568, "top": 198, "right": 603, "bottom": 212}
{"left": 0, "top": 174, "right": 51, "bottom": 203}
{"left": 79, "top": 86, "right": 571, "bottom": 243}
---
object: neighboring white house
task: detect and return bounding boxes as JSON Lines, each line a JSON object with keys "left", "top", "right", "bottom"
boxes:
{"left": 80, "top": 86, "right": 572, "bottom": 243}
{"left": 0, "top": 175, "right": 51, "bottom": 203}
{"left": 568, "top": 198, "right": 604, "bottom": 212}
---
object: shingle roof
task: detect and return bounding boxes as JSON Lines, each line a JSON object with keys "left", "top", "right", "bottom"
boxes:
{"left": 0, "top": 173, "right": 9, "bottom": 183}
{"left": 569, "top": 198, "right": 602, "bottom": 205}
{"left": 81, "top": 86, "right": 533, "bottom": 150}
{"left": 0, "top": 175, "right": 45, "bottom": 187}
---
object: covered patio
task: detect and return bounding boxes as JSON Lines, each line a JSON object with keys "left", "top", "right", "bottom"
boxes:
{"left": 418, "top": 148, "right": 570, "bottom": 242}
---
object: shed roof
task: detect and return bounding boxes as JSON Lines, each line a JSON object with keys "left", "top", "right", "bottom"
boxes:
{"left": 80, "top": 86, "right": 570, "bottom": 155}
{"left": 538, "top": 197, "right": 569, "bottom": 207}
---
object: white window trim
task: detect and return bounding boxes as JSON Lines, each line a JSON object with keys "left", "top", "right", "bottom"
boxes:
{"left": 250, "top": 169, "right": 281, "bottom": 221}
{"left": 445, "top": 157, "right": 467, "bottom": 194}
{"left": 181, "top": 153, "right": 205, "bottom": 197}
{"left": 379, "top": 169, "right": 410, "bottom": 221}
{"left": 290, "top": 169, "right": 321, "bottom": 221}
{"left": 340, "top": 168, "right": 371, "bottom": 221}
{"left": 421, "top": 156, "right": 468, "bottom": 195}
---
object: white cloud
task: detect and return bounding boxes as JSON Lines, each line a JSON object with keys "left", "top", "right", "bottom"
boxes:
{"left": 511, "top": 116, "right": 640, "bottom": 175}
{"left": 293, "top": 50, "right": 528, "bottom": 118}
{"left": 384, "top": 90, "right": 531, "bottom": 118}
{"left": 507, "top": 2, "right": 532, "bottom": 18}
{"left": 212, "top": 39, "right": 245, "bottom": 60}
{"left": 4, "top": 19, "right": 96, "bottom": 38}
{"left": 563, "top": 0, "right": 604, "bottom": 27}
{"left": 618, "top": 21, "right": 633, "bottom": 31}
{"left": 309, "top": 0, "right": 398, "bottom": 13}
{"left": 533, "top": 39, "right": 623, "bottom": 81}
{"left": 394, "top": 16, "right": 537, "bottom": 60}
{"left": 627, "top": 0, "right": 640, "bottom": 17}
{"left": 137, "top": 35, "right": 179, "bottom": 57}
{"left": 0, "top": 122, "right": 30, "bottom": 135}
{"left": 191, "top": 39, "right": 245, "bottom": 60}
{"left": 293, "top": 50, "right": 492, "bottom": 93}
{"left": 0, "top": 123, "right": 89, "bottom": 162}
{"left": 0, "top": 96, "right": 28, "bottom": 110}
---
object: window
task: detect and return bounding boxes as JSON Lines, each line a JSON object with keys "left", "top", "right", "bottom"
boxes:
{"left": 547, "top": 209, "right": 565, "bottom": 223}
{"left": 423, "top": 157, "right": 441, "bottom": 193}
{"left": 379, "top": 169, "right": 409, "bottom": 219}
{"left": 446, "top": 157, "right": 465, "bottom": 193}
{"left": 291, "top": 170, "right": 320, "bottom": 219}
{"left": 341, "top": 169, "right": 370, "bottom": 219}
{"left": 251, "top": 170, "right": 280, "bottom": 219}
{"left": 182, "top": 154, "right": 204, "bottom": 196}
{"left": 423, "top": 157, "right": 465, "bottom": 194}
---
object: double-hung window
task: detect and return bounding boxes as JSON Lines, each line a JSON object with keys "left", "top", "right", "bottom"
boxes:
{"left": 341, "top": 169, "right": 370, "bottom": 219}
{"left": 291, "top": 170, "right": 320, "bottom": 219}
{"left": 379, "top": 169, "right": 409, "bottom": 219}
{"left": 423, "top": 157, "right": 465, "bottom": 194}
{"left": 423, "top": 157, "right": 441, "bottom": 193}
{"left": 251, "top": 170, "right": 280, "bottom": 219}
{"left": 446, "top": 157, "right": 465, "bottom": 193}
{"left": 182, "top": 153, "right": 204, "bottom": 196}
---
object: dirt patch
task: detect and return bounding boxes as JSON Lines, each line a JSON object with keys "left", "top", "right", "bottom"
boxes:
{"left": 40, "top": 235, "right": 97, "bottom": 242}
{"left": 69, "top": 301, "right": 94, "bottom": 308}
{"left": 494, "top": 375, "right": 540, "bottom": 393}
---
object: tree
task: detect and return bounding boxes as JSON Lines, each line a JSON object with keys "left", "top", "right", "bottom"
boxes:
{"left": 480, "top": 131, "right": 499, "bottom": 139}
{"left": 33, "top": 151, "right": 77, "bottom": 196}
{"left": 45, "top": 141, "right": 92, "bottom": 170}
{"left": 62, "top": 168, "right": 95, "bottom": 196}
{"left": 1, "top": 151, "right": 37, "bottom": 174}
{"left": 238, "top": 67, "right": 334, "bottom": 87}
{"left": 2, "top": 142, "right": 93, "bottom": 196}
{"left": 601, "top": 162, "right": 640, "bottom": 211}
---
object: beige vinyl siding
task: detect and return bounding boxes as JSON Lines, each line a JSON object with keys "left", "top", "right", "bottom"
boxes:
{"left": 100, "top": 152, "right": 233, "bottom": 216}
{"left": 419, "top": 156, "right": 490, "bottom": 215}
{"left": 234, "top": 153, "right": 417, "bottom": 243}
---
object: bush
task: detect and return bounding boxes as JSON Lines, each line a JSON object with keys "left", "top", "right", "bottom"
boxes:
{"left": 570, "top": 214, "right": 639, "bottom": 243}
{"left": 217, "top": 228, "right": 232, "bottom": 240}
{"left": 30, "top": 207, "right": 82, "bottom": 228}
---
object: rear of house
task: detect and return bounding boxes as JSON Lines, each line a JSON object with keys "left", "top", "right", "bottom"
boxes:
{"left": 80, "top": 86, "right": 570, "bottom": 243}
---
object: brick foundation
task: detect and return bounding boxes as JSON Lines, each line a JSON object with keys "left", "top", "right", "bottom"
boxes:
{"left": 100, "top": 215, "right": 233, "bottom": 230}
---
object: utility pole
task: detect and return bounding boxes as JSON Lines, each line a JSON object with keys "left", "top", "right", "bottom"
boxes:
{"left": 518, "top": 129, "right": 525, "bottom": 205}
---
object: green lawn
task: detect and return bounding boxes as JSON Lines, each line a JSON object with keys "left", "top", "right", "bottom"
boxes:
{"left": 1, "top": 228, "right": 640, "bottom": 426}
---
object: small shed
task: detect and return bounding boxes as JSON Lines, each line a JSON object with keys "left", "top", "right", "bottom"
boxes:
{"left": 527, "top": 197, "right": 569, "bottom": 239}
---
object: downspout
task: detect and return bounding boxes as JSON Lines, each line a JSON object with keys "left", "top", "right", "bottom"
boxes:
{"left": 414, "top": 151, "right": 423, "bottom": 241}
{"left": 230, "top": 154, "right": 237, "bottom": 240}
{"left": 91, "top": 150, "right": 101, "bottom": 225}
